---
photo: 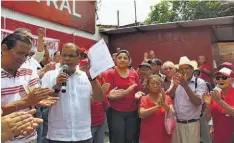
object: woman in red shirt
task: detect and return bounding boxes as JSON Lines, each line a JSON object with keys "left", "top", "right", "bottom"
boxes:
{"left": 105, "top": 50, "right": 141, "bottom": 143}
{"left": 203, "top": 67, "right": 234, "bottom": 143}
{"left": 139, "top": 75, "right": 173, "bottom": 143}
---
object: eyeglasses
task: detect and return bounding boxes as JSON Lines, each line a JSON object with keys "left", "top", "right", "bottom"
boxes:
{"left": 61, "top": 54, "right": 78, "bottom": 58}
{"left": 214, "top": 75, "right": 228, "bottom": 80}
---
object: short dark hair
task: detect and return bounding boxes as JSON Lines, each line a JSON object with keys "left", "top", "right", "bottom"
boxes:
{"left": 61, "top": 43, "right": 80, "bottom": 56}
{"left": 151, "top": 58, "right": 162, "bottom": 66}
{"left": 14, "top": 28, "right": 32, "bottom": 34}
{"left": 116, "top": 50, "right": 130, "bottom": 59}
{"left": 1, "top": 33, "right": 32, "bottom": 50}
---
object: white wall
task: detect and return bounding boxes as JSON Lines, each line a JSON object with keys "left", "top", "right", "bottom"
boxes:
{"left": 1, "top": 7, "right": 108, "bottom": 42}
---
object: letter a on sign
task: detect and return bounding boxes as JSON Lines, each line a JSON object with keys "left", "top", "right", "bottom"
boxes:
{"left": 60, "top": 0, "right": 71, "bottom": 14}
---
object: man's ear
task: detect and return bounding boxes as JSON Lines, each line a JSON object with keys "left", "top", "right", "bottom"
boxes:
{"left": 1, "top": 44, "right": 8, "bottom": 55}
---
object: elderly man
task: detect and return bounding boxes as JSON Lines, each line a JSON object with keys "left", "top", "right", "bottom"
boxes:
{"left": 168, "top": 56, "right": 207, "bottom": 143}
{"left": 1, "top": 33, "right": 55, "bottom": 143}
{"left": 162, "top": 61, "right": 177, "bottom": 91}
{"left": 41, "top": 43, "right": 104, "bottom": 143}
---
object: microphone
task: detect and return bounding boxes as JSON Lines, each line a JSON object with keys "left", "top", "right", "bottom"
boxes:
{"left": 61, "top": 64, "right": 68, "bottom": 93}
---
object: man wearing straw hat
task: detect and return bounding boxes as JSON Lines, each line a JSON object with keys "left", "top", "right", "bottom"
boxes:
{"left": 168, "top": 56, "right": 207, "bottom": 143}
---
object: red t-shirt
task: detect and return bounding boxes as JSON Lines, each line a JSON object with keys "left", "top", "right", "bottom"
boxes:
{"left": 105, "top": 68, "right": 140, "bottom": 112}
{"left": 210, "top": 88, "right": 234, "bottom": 143}
{"left": 139, "top": 95, "right": 172, "bottom": 143}
{"left": 199, "top": 63, "right": 212, "bottom": 82}
{"left": 91, "top": 76, "right": 110, "bottom": 126}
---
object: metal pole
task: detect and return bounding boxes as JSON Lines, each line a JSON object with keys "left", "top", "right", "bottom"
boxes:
{"left": 117, "top": 10, "right": 119, "bottom": 27}
{"left": 134, "top": 0, "right": 137, "bottom": 26}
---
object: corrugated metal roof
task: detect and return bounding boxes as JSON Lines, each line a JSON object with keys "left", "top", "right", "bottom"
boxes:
{"left": 100, "top": 16, "right": 234, "bottom": 41}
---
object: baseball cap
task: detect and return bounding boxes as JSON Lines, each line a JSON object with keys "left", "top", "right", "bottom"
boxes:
{"left": 219, "top": 62, "right": 234, "bottom": 71}
{"left": 214, "top": 67, "right": 233, "bottom": 77}
{"left": 151, "top": 58, "right": 162, "bottom": 66}
{"left": 138, "top": 63, "right": 151, "bottom": 69}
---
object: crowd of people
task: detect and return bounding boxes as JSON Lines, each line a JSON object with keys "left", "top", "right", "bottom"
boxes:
{"left": 1, "top": 27, "right": 234, "bottom": 143}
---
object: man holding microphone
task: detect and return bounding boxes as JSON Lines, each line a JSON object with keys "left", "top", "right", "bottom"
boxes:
{"left": 41, "top": 43, "right": 104, "bottom": 143}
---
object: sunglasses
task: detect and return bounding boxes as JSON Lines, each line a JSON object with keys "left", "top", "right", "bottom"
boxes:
{"left": 214, "top": 75, "right": 228, "bottom": 80}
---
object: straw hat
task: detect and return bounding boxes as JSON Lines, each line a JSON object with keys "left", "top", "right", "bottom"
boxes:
{"left": 175, "top": 56, "right": 198, "bottom": 70}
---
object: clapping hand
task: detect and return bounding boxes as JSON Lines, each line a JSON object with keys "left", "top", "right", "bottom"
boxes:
{"left": 135, "top": 91, "right": 145, "bottom": 100}
{"left": 172, "top": 73, "right": 180, "bottom": 88}
{"left": 210, "top": 89, "right": 221, "bottom": 103}
{"left": 126, "top": 84, "right": 137, "bottom": 94}
{"left": 101, "top": 83, "right": 111, "bottom": 93}
{"left": 37, "top": 96, "right": 59, "bottom": 107}
{"left": 23, "top": 87, "right": 54, "bottom": 106}
{"left": 1, "top": 109, "right": 43, "bottom": 142}
{"left": 202, "top": 93, "right": 212, "bottom": 105}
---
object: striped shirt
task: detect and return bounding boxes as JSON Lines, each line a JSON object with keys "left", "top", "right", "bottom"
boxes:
{"left": 1, "top": 68, "right": 39, "bottom": 143}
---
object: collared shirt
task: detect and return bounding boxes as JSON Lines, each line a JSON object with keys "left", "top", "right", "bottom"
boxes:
{"left": 41, "top": 68, "right": 92, "bottom": 141}
{"left": 1, "top": 68, "right": 39, "bottom": 143}
{"left": 21, "top": 57, "right": 42, "bottom": 74}
{"left": 172, "top": 76, "right": 206, "bottom": 120}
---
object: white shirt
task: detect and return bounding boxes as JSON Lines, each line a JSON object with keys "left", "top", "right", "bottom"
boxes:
{"left": 173, "top": 76, "right": 207, "bottom": 120}
{"left": 21, "top": 57, "right": 42, "bottom": 74}
{"left": 41, "top": 68, "right": 92, "bottom": 141}
{"left": 1, "top": 68, "right": 39, "bottom": 143}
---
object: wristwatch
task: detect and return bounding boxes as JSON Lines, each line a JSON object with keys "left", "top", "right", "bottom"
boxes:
{"left": 88, "top": 77, "right": 96, "bottom": 81}
{"left": 52, "top": 85, "right": 61, "bottom": 93}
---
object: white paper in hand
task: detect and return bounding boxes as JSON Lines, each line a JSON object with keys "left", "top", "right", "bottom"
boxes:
{"left": 88, "top": 39, "right": 115, "bottom": 79}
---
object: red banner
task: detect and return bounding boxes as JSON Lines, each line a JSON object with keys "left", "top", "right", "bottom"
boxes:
{"left": 2, "top": 0, "right": 96, "bottom": 33}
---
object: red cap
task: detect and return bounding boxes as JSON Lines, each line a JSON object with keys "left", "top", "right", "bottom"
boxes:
{"left": 219, "top": 62, "right": 234, "bottom": 71}
{"left": 214, "top": 67, "right": 233, "bottom": 77}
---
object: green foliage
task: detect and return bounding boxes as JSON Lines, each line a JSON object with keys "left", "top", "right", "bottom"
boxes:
{"left": 145, "top": 1, "right": 176, "bottom": 24}
{"left": 145, "top": 1, "right": 233, "bottom": 24}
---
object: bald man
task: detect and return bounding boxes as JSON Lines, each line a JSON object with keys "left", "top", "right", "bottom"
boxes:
{"left": 198, "top": 56, "right": 212, "bottom": 82}
{"left": 41, "top": 43, "right": 104, "bottom": 143}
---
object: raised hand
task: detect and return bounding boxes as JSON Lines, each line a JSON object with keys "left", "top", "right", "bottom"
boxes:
{"left": 202, "top": 93, "right": 211, "bottom": 105}
{"left": 37, "top": 28, "right": 45, "bottom": 38}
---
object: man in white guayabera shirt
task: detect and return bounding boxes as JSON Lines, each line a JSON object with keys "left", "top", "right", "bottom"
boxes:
{"left": 1, "top": 33, "right": 55, "bottom": 143}
{"left": 168, "top": 56, "right": 207, "bottom": 143}
{"left": 41, "top": 43, "right": 104, "bottom": 143}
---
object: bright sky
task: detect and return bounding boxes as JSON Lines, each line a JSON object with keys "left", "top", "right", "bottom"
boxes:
{"left": 97, "top": 0, "right": 161, "bottom": 26}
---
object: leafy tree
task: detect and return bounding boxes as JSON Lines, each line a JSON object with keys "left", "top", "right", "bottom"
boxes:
{"left": 144, "top": 0, "right": 232, "bottom": 24}
{"left": 145, "top": 1, "right": 176, "bottom": 24}
{"left": 218, "top": 2, "right": 234, "bottom": 16}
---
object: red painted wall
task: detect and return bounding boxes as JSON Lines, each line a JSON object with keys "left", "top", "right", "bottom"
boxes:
{"left": 2, "top": 1, "right": 96, "bottom": 33}
{"left": 109, "top": 27, "right": 213, "bottom": 68}
{"left": 3, "top": 17, "right": 97, "bottom": 50}
{"left": 1, "top": 17, "right": 5, "bottom": 28}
